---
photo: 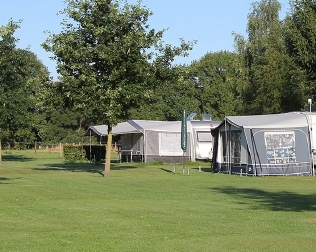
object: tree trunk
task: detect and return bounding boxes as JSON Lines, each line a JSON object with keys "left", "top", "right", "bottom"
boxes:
{"left": 0, "top": 138, "right": 2, "bottom": 165}
{"left": 104, "top": 124, "right": 113, "bottom": 177}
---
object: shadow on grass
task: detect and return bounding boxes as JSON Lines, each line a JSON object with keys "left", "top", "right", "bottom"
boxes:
{"left": 0, "top": 177, "right": 20, "bottom": 184}
{"left": 33, "top": 162, "right": 140, "bottom": 176}
{"left": 211, "top": 186, "right": 316, "bottom": 212}
{"left": 192, "top": 167, "right": 213, "bottom": 172}
{"left": 2, "top": 154, "right": 34, "bottom": 162}
{"left": 160, "top": 168, "right": 174, "bottom": 173}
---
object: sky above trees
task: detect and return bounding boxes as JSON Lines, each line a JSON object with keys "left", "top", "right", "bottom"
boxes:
{"left": 1, "top": 0, "right": 289, "bottom": 80}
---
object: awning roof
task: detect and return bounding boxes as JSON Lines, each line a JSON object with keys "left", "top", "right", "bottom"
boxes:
{"left": 85, "top": 120, "right": 182, "bottom": 136}
{"left": 225, "top": 112, "right": 310, "bottom": 129}
{"left": 86, "top": 119, "right": 220, "bottom": 136}
{"left": 86, "top": 121, "right": 139, "bottom": 136}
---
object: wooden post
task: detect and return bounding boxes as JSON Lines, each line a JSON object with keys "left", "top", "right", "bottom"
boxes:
{"left": 59, "top": 143, "right": 63, "bottom": 158}
{"left": 0, "top": 139, "right": 2, "bottom": 164}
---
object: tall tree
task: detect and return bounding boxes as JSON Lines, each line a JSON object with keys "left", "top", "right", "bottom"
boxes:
{"left": 128, "top": 64, "right": 198, "bottom": 121}
{"left": 235, "top": 0, "right": 301, "bottom": 115}
{"left": 285, "top": 0, "right": 316, "bottom": 105}
{"left": 188, "top": 51, "right": 246, "bottom": 120}
{"left": 42, "top": 0, "right": 193, "bottom": 177}
{"left": 0, "top": 20, "right": 50, "bottom": 145}
{"left": 38, "top": 79, "right": 88, "bottom": 144}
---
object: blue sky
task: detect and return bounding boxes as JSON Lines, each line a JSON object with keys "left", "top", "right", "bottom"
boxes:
{"left": 1, "top": 0, "right": 289, "bottom": 79}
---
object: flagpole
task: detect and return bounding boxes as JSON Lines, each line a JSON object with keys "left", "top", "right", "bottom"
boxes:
{"left": 181, "top": 109, "right": 187, "bottom": 175}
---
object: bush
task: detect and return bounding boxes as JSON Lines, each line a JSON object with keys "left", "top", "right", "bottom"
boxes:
{"left": 63, "top": 145, "right": 85, "bottom": 161}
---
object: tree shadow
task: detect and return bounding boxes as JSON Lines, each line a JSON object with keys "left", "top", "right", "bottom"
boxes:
{"left": 0, "top": 177, "right": 20, "bottom": 184}
{"left": 33, "top": 162, "right": 139, "bottom": 176}
{"left": 160, "top": 168, "right": 174, "bottom": 173}
{"left": 211, "top": 186, "right": 316, "bottom": 212}
{"left": 2, "top": 154, "right": 34, "bottom": 162}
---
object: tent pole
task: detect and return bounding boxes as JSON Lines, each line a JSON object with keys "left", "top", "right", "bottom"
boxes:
{"left": 143, "top": 131, "right": 146, "bottom": 163}
{"left": 182, "top": 150, "right": 185, "bottom": 175}
{"left": 224, "top": 118, "right": 228, "bottom": 173}
{"left": 90, "top": 130, "right": 92, "bottom": 162}
{"left": 229, "top": 124, "right": 232, "bottom": 175}
{"left": 310, "top": 112, "right": 315, "bottom": 176}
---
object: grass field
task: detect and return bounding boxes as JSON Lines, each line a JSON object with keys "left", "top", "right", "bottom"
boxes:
{"left": 1, "top": 150, "right": 316, "bottom": 251}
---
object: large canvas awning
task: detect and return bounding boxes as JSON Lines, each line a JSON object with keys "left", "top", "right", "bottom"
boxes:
{"left": 212, "top": 112, "right": 314, "bottom": 176}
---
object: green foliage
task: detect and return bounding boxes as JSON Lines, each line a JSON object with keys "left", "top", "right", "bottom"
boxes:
{"left": 234, "top": 0, "right": 304, "bottom": 114}
{"left": 128, "top": 65, "right": 198, "bottom": 121}
{"left": 188, "top": 51, "right": 246, "bottom": 120}
{"left": 0, "top": 20, "right": 50, "bottom": 142}
{"left": 42, "top": 0, "right": 194, "bottom": 175}
{"left": 42, "top": 0, "right": 194, "bottom": 126}
{"left": 285, "top": 0, "right": 316, "bottom": 103}
{"left": 63, "top": 145, "right": 85, "bottom": 161}
{"left": 3, "top": 0, "right": 316, "bottom": 145}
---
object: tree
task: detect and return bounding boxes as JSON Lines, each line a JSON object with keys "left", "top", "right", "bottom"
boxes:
{"left": 37, "top": 79, "right": 88, "bottom": 144}
{"left": 188, "top": 51, "right": 246, "bottom": 120}
{"left": 234, "top": 0, "right": 302, "bottom": 115}
{"left": 0, "top": 20, "right": 50, "bottom": 145}
{"left": 285, "top": 0, "right": 316, "bottom": 105}
{"left": 42, "top": 0, "right": 193, "bottom": 177}
{"left": 128, "top": 65, "right": 198, "bottom": 121}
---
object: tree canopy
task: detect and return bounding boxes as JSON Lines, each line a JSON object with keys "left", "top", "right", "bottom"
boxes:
{"left": 285, "top": 0, "right": 316, "bottom": 103}
{"left": 0, "top": 20, "right": 50, "bottom": 144}
{"left": 2, "top": 0, "right": 316, "bottom": 163}
{"left": 42, "top": 0, "right": 194, "bottom": 176}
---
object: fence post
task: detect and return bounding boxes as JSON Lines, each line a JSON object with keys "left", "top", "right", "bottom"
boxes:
{"left": 59, "top": 143, "right": 63, "bottom": 158}
{"left": 0, "top": 140, "right": 2, "bottom": 164}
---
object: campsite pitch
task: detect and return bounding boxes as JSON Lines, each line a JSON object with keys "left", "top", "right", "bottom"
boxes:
{"left": 1, "top": 150, "right": 316, "bottom": 251}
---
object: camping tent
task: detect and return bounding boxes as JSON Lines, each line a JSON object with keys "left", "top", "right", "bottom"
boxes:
{"left": 212, "top": 112, "right": 314, "bottom": 176}
{"left": 86, "top": 119, "right": 220, "bottom": 163}
{"left": 86, "top": 120, "right": 192, "bottom": 163}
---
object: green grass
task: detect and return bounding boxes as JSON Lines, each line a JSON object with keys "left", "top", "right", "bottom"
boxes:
{"left": 1, "top": 150, "right": 316, "bottom": 251}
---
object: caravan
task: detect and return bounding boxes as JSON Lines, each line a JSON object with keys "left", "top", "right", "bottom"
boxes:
{"left": 189, "top": 120, "right": 220, "bottom": 161}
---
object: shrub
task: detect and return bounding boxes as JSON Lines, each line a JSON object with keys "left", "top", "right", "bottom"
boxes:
{"left": 63, "top": 145, "right": 85, "bottom": 161}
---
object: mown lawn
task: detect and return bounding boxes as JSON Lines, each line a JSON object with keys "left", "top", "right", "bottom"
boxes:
{"left": 0, "top": 150, "right": 316, "bottom": 251}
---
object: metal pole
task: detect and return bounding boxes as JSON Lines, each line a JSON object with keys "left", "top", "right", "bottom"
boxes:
{"left": 182, "top": 151, "right": 185, "bottom": 175}
{"left": 308, "top": 99, "right": 314, "bottom": 176}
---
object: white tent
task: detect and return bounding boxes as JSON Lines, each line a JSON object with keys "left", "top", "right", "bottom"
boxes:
{"left": 212, "top": 112, "right": 314, "bottom": 176}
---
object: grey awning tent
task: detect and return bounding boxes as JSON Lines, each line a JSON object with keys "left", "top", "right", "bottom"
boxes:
{"left": 212, "top": 112, "right": 313, "bottom": 176}
{"left": 85, "top": 120, "right": 192, "bottom": 163}
{"left": 86, "top": 118, "right": 221, "bottom": 163}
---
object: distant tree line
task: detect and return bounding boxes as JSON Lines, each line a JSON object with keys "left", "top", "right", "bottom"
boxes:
{"left": 0, "top": 0, "right": 315, "bottom": 145}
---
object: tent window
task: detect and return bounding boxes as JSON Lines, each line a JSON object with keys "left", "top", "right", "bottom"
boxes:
{"left": 221, "top": 132, "right": 228, "bottom": 162}
{"left": 159, "top": 133, "right": 183, "bottom": 156}
{"left": 197, "top": 131, "right": 212, "bottom": 142}
{"left": 231, "top": 131, "right": 241, "bottom": 163}
{"left": 221, "top": 130, "right": 241, "bottom": 163}
{"left": 264, "top": 131, "right": 296, "bottom": 164}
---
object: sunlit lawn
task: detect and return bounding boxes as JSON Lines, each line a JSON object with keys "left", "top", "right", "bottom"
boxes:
{"left": 1, "top": 150, "right": 316, "bottom": 251}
